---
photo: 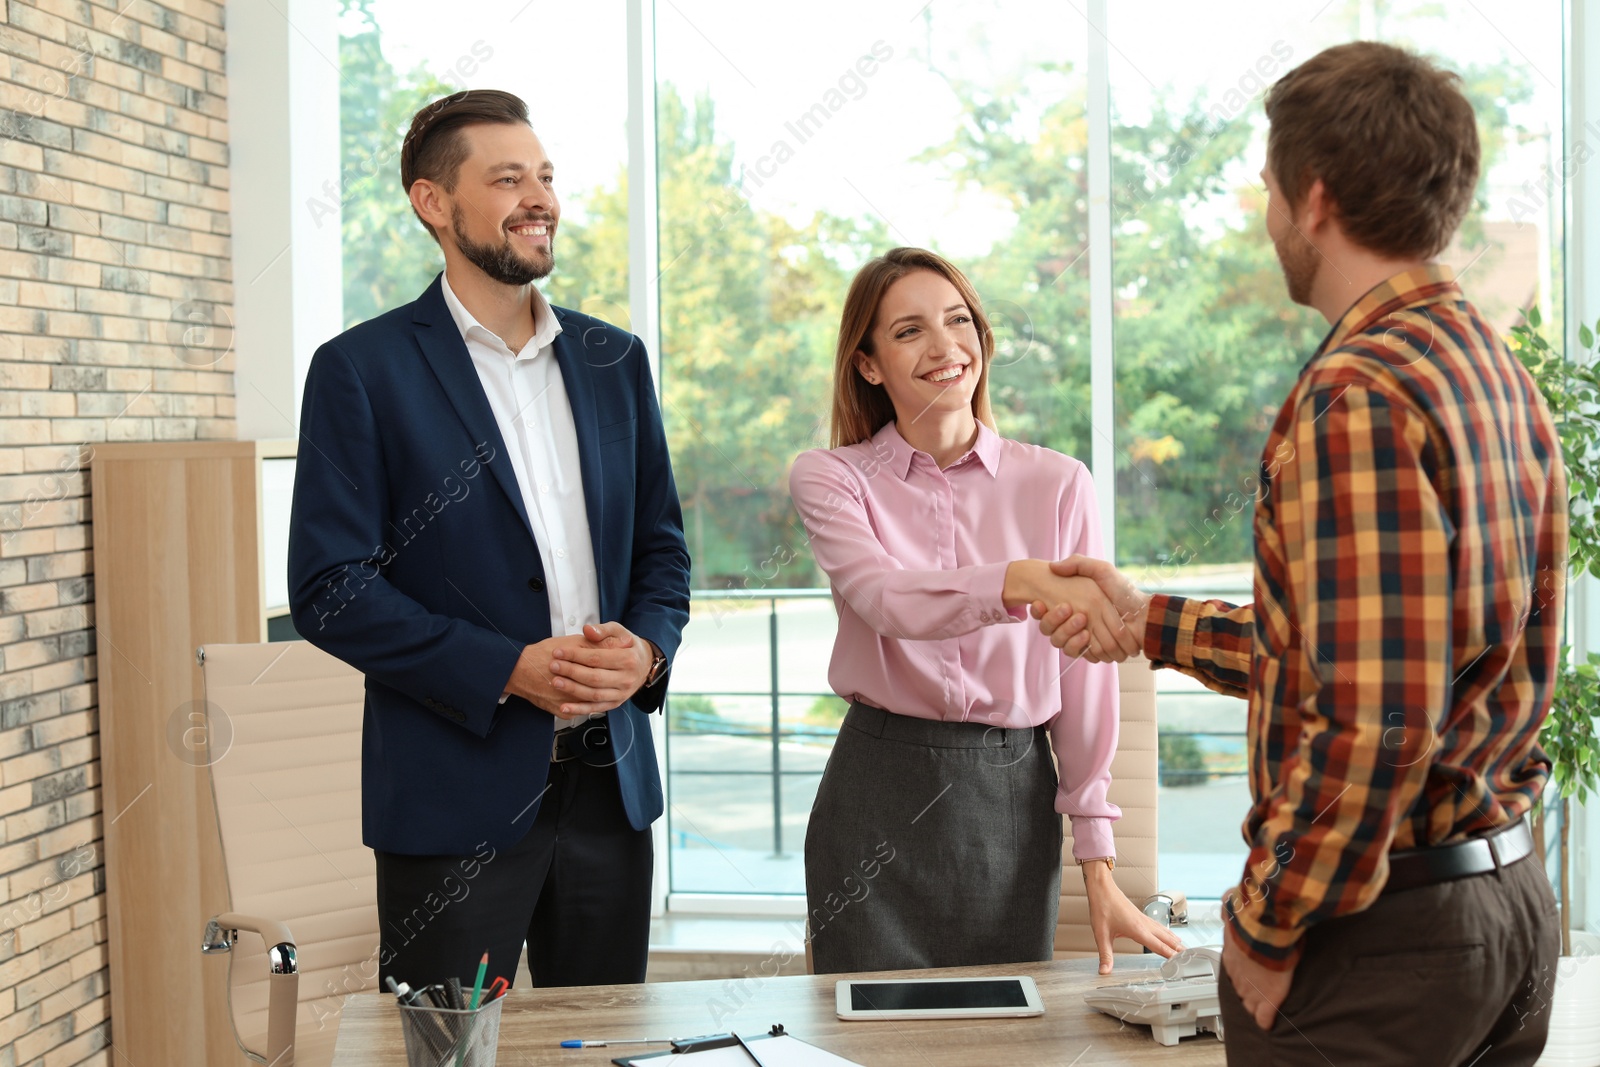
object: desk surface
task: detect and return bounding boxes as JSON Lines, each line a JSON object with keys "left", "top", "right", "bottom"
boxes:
{"left": 330, "top": 958, "right": 1226, "bottom": 1066}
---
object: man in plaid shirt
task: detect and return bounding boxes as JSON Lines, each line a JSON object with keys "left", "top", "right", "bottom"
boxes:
{"left": 1038, "top": 42, "right": 1566, "bottom": 1065}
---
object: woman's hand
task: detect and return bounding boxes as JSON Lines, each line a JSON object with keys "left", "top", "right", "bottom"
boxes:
{"left": 1031, "top": 556, "right": 1150, "bottom": 663}
{"left": 1001, "top": 561, "right": 1141, "bottom": 660}
{"left": 1081, "top": 860, "right": 1185, "bottom": 974}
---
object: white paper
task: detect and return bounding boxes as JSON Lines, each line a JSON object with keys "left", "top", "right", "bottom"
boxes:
{"left": 621, "top": 1035, "right": 863, "bottom": 1067}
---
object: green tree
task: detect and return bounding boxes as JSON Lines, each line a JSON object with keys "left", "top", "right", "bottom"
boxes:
{"left": 1511, "top": 307, "right": 1600, "bottom": 957}
{"left": 805, "top": 694, "right": 849, "bottom": 728}
{"left": 539, "top": 169, "right": 630, "bottom": 327}
{"left": 1106, "top": 104, "right": 1325, "bottom": 565}
{"left": 648, "top": 88, "right": 884, "bottom": 585}
{"left": 666, "top": 693, "right": 721, "bottom": 732}
{"left": 916, "top": 64, "right": 1096, "bottom": 464}
{"left": 337, "top": 0, "right": 455, "bottom": 329}
{"left": 1158, "top": 733, "right": 1208, "bottom": 788}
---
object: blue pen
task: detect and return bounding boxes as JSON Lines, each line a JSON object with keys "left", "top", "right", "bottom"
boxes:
{"left": 559, "top": 1036, "right": 672, "bottom": 1048}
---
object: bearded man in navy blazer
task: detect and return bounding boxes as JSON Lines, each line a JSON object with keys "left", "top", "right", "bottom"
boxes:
{"left": 288, "top": 89, "right": 690, "bottom": 991}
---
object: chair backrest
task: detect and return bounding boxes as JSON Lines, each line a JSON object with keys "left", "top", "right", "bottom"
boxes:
{"left": 1055, "top": 657, "right": 1160, "bottom": 957}
{"left": 200, "top": 641, "right": 375, "bottom": 1067}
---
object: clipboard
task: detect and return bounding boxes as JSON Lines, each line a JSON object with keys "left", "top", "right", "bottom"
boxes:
{"left": 612, "top": 1025, "right": 864, "bottom": 1067}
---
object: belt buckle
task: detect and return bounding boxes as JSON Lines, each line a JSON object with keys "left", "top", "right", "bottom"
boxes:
{"left": 552, "top": 723, "right": 608, "bottom": 763}
{"left": 551, "top": 731, "right": 578, "bottom": 763}
{"left": 1486, "top": 816, "right": 1528, "bottom": 868}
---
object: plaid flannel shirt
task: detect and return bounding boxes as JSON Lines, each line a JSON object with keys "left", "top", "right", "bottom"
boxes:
{"left": 1143, "top": 265, "right": 1568, "bottom": 970}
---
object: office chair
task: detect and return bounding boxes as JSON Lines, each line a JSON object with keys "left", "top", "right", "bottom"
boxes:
{"left": 197, "top": 641, "right": 376, "bottom": 1067}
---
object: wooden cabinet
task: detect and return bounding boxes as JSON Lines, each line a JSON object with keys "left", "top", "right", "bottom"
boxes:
{"left": 90, "top": 440, "right": 297, "bottom": 1067}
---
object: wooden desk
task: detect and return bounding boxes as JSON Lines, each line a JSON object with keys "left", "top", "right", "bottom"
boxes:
{"left": 330, "top": 958, "right": 1226, "bottom": 1066}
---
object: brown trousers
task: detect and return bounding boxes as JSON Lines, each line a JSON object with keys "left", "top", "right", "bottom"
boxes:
{"left": 1218, "top": 850, "right": 1559, "bottom": 1066}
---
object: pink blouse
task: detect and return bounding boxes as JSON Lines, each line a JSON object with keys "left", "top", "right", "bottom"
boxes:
{"left": 789, "top": 421, "right": 1121, "bottom": 860}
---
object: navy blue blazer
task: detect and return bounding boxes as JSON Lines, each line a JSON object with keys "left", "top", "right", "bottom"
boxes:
{"left": 287, "top": 274, "right": 691, "bottom": 856}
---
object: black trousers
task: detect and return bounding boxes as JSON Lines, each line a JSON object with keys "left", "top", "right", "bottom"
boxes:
{"left": 374, "top": 754, "right": 654, "bottom": 991}
{"left": 1218, "top": 849, "right": 1559, "bottom": 1066}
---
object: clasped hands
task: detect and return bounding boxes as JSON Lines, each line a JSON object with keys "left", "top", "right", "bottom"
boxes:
{"left": 1002, "top": 557, "right": 1150, "bottom": 662}
{"left": 504, "top": 622, "right": 657, "bottom": 720}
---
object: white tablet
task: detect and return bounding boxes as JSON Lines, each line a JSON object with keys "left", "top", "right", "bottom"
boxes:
{"left": 835, "top": 976, "right": 1045, "bottom": 1020}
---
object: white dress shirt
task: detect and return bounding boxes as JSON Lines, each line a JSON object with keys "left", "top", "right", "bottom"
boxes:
{"left": 441, "top": 273, "right": 600, "bottom": 727}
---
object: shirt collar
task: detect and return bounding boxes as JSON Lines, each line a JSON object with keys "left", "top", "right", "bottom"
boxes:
{"left": 440, "top": 271, "right": 563, "bottom": 359}
{"left": 872, "top": 419, "right": 1002, "bottom": 479}
{"left": 1315, "top": 263, "right": 1461, "bottom": 358}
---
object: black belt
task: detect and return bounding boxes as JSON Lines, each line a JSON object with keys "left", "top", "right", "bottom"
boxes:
{"left": 1380, "top": 817, "right": 1534, "bottom": 896}
{"left": 551, "top": 720, "right": 610, "bottom": 763}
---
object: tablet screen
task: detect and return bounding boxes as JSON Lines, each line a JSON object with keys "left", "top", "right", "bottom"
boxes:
{"left": 849, "top": 979, "right": 1030, "bottom": 1012}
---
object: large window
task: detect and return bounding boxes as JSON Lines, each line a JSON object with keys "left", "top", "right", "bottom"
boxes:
{"left": 656, "top": 1, "right": 1566, "bottom": 903}
{"left": 333, "top": 1, "right": 1574, "bottom": 909}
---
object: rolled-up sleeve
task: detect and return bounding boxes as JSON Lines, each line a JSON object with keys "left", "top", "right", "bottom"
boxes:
{"left": 1143, "top": 594, "right": 1254, "bottom": 698}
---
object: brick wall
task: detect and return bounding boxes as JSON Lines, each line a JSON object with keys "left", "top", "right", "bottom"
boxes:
{"left": 0, "top": 0, "right": 232, "bottom": 1063}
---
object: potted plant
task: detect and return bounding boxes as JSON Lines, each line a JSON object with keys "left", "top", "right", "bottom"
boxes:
{"left": 1510, "top": 305, "right": 1600, "bottom": 1067}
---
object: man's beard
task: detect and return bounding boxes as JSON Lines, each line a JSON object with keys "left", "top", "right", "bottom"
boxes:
{"left": 1274, "top": 224, "right": 1319, "bottom": 307}
{"left": 451, "top": 202, "right": 554, "bottom": 285}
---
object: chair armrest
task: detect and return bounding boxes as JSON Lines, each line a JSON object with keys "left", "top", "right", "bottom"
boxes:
{"left": 203, "top": 912, "right": 299, "bottom": 1067}
{"left": 209, "top": 911, "right": 297, "bottom": 955}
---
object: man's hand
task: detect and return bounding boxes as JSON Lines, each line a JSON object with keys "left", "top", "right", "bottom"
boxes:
{"left": 504, "top": 624, "right": 652, "bottom": 719}
{"left": 1082, "top": 860, "right": 1185, "bottom": 974}
{"left": 1002, "top": 560, "right": 1141, "bottom": 660}
{"left": 1222, "top": 919, "right": 1294, "bottom": 1031}
{"left": 1030, "top": 556, "right": 1150, "bottom": 662}
{"left": 548, "top": 622, "right": 655, "bottom": 715}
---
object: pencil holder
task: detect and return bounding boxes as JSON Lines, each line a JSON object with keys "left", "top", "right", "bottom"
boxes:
{"left": 397, "top": 992, "right": 504, "bottom": 1067}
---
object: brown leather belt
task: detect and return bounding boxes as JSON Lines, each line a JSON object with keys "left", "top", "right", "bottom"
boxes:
{"left": 1380, "top": 817, "right": 1534, "bottom": 896}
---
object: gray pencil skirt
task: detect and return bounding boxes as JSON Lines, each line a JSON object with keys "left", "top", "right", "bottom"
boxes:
{"left": 804, "top": 701, "right": 1063, "bottom": 974}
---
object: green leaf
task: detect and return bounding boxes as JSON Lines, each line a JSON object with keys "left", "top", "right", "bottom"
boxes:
{"left": 1581, "top": 324, "right": 1594, "bottom": 349}
{"left": 1529, "top": 304, "right": 1543, "bottom": 328}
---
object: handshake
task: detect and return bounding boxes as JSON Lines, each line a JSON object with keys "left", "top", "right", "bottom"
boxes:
{"left": 1002, "top": 556, "right": 1150, "bottom": 663}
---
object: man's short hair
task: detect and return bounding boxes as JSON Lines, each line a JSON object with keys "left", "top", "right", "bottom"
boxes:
{"left": 400, "top": 89, "right": 531, "bottom": 241}
{"left": 1265, "top": 42, "right": 1480, "bottom": 260}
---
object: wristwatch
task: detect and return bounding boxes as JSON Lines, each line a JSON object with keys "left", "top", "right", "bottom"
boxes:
{"left": 643, "top": 643, "right": 669, "bottom": 687}
{"left": 1077, "top": 856, "right": 1115, "bottom": 871}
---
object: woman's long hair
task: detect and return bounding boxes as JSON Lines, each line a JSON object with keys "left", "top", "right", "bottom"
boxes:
{"left": 829, "top": 247, "right": 997, "bottom": 448}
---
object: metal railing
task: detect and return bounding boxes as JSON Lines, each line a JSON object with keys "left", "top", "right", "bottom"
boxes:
{"left": 667, "top": 588, "right": 834, "bottom": 860}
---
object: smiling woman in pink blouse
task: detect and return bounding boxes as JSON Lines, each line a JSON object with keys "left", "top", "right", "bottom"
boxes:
{"left": 790, "top": 247, "right": 1181, "bottom": 975}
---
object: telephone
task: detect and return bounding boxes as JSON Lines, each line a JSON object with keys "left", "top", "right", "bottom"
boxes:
{"left": 1082, "top": 946, "right": 1226, "bottom": 1046}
